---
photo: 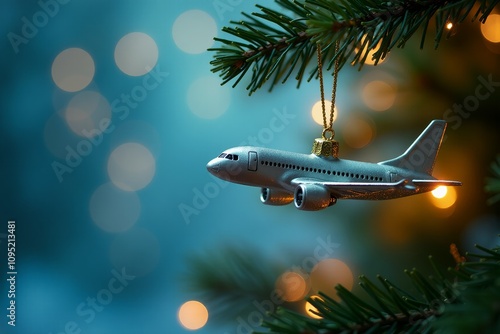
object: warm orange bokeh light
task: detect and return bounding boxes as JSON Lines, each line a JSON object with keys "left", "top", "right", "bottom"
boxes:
{"left": 429, "top": 186, "right": 457, "bottom": 209}
{"left": 310, "top": 259, "right": 354, "bottom": 300}
{"left": 481, "top": 14, "right": 500, "bottom": 43}
{"left": 305, "top": 295, "right": 323, "bottom": 319}
{"left": 342, "top": 116, "right": 375, "bottom": 149}
{"left": 431, "top": 185, "right": 448, "bottom": 199}
{"left": 356, "top": 35, "right": 386, "bottom": 66}
{"left": 275, "top": 270, "right": 310, "bottom": 302}
{"left": 178, "top": 300, "right": 209, "bottom": 330}
{"left": 361, "top": 80, "right": 396, "bottom": 111}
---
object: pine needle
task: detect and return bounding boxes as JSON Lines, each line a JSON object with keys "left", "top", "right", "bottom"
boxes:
{"left": 210, "top": 0, "right": 500, "bottom": 94}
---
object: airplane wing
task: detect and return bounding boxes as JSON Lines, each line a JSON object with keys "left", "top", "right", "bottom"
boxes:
{"left": 290, "top": 178, "right": 462, "bottom": 200}
{"left": 290, "top": 178, "right": 409, "bottom": 199}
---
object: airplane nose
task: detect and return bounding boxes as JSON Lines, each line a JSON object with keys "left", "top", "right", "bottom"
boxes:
{"left": 206, "top": 159, "right": 219, "bottom": 174}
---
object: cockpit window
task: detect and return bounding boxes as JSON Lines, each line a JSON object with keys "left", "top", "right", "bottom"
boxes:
{"left": 218, "top": 153, "right": 239, "bottom": 160}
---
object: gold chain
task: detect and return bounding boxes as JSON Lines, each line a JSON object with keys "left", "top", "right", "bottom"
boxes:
{"left": 316, "top": 41, "right": 340, "bottom": 139}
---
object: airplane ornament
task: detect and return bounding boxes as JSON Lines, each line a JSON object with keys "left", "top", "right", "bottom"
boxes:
{"left": 206, "top": 120, "right": 462, "bottom": 211}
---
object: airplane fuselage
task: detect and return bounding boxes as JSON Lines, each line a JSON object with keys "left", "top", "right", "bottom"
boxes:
{"left": 207, "top": 120, "right": 461, "bottom": 210}
{"left": 207, "top": 146, "right": 437, "bottom": 201}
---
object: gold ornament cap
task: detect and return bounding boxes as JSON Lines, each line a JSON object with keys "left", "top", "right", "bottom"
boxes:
{"left": 312, "top": 128, "right": 339, "bottom": 158}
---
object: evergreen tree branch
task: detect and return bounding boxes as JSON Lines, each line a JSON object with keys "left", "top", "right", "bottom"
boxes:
{"left": 185, "top": 240, "right": 500, "bottom": 332}
{"left": 485, "top": 154, "right": 500, "bottom": 205}
{"left": 182, "top": 245, "right": 280, "bottom": 321}
{"left": 255, "top": 242, "right": 500, "bottom": 333}
{"left": 209, "top": 0, "right": 500, "bottom": 94}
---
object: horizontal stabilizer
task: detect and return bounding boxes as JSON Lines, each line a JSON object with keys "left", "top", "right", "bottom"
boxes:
{"left": 412, "top": 179, "right": 462, "bottom": 187}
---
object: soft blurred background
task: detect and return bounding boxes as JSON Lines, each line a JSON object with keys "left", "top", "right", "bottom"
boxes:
{"left": 1, "top": 1, "right": 500, "bottom": 333}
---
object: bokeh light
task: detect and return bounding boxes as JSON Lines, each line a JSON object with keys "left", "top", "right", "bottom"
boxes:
{"left": 89, "top": 183, "right": 141, "bottom": 233}
{"left": 311, "top": 100, "right": 338, "bottom": 126}
{"left": 431, "top": 185, "right": 447, "bottom": 199}
{"left": 109, "top": 120, "right": 162, "bottom": 157}
{"left": 309, "top": 259, "right": 354, "bottom": 300}
{"left": 51, "top": 48, "right": 95, "bottom": 92}
{"left": 8, "top": 1, "right": 500, "bottom": 333}
{"left": 356, "top": 36, "right": 386, "bottom": 66}
{"left": 172, "top": 10, "right": 217, "bottom": 54}
{"left": 107, "top": 142, "right": 156, "bottom": 191}
{"left": 362, "top": 80, "right": 397, "bottom": 111}
{"left": 109, "top": 227, "right": 160, "bottom": 277}
{"left": 275, "top": 270, "right": 310, "bottom": 302}
{"left": 114, "top": 32, "right": 159, "bottom": 76}
{"left": 187, "top": 76, "right": 231, "bottom": 119}
{"left": 429, "top": 186, "right": 457, "bottom": 209}
{"left": 178, "top": 300, "right": 209, "bottom": 330}
{"left": 305, "top": 295, "right": 323, "bottom": 319}
{"left": 64, "top": 90, "right": 112, "bottom": 137}
{"left": 341, "top": 115, "right": 375, "bottom": 149}
{"left": 480, "top": 14, "right": 500, "bottom": 43}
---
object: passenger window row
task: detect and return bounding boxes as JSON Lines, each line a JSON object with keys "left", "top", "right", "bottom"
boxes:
{"left": 260, "top": 160, "right": 383, "bottom": 181}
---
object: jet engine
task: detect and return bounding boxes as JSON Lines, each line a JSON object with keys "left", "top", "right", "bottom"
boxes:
{"left": 260, "top": 188, "right": 294, "bottom": 206}
{"left": 294, "top": 184, "right": 336, "bottom": 211}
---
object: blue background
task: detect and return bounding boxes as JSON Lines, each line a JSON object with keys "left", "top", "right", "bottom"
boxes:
{"left": 1, "top": 1, "right": 500, "bottom": 333}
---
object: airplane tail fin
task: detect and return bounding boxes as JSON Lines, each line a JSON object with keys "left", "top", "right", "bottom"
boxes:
{"left": 379, "top": 120, "right": 447, "bottom": 175}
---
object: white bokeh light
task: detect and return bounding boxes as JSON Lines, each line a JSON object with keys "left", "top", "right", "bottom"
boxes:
{"left": 187, "top": 76, "right": 230, "bottom": 119}
{"left": 52, "top": 48, "right": 95, "bottom": 92}
{"left": 172, "top": 10, "right": 217, "bottom": 54}
{"left": 89, "top": 183, "right": 141, "bottom": 233}
{"left": 107, "top": 143, "right": 156, "bottom": 191}
{"left": 64, "top": 91, "right": 112, "bottom": 137}
{"left": 114, "top": 32, "right": 159, "bottom": 76}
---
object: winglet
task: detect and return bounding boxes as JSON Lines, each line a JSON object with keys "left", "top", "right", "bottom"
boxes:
{"left": 379, "top": 120, "right": 447, "bottom": 175}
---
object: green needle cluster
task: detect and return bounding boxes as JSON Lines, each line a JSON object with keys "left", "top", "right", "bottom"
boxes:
{"left": 209, "top": 0, "right": 500, "bottom": 95}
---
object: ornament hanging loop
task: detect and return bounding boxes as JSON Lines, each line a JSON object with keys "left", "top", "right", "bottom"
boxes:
{"left": 312, "top": 41, "right": 341, "bottom": 159}
{"left": 322, "top": 128, "right": 335, "bottom": 141}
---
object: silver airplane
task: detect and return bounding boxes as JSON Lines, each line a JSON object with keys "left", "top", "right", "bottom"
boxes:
{"left": 206, "top": 120, "right": 462, "bottom": 210}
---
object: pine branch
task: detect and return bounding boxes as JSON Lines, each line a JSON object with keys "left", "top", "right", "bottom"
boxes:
{"left": 256, "top": 242, "right": 500, "bottom": 334}
{"left": 485, "top": 154, "right": 500, "bottom": 205}
{"left": 209, "top": 0, "right": 500, "bottom": 94}
{"left": 185, "top": 240, "right": 500, "bottom": 333}
{"left": 182, "top": 245, "right": 279, "bottom": 321}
